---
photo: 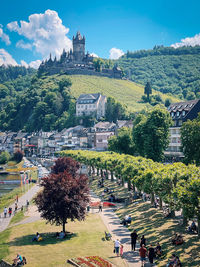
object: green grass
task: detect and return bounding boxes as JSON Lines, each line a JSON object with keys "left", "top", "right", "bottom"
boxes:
{"left": 0, "top": 183, "right": 35, "bottom": 213}
{"left": 41, "top": 74, "right": 180, "bottom": 112}
{"left": 90, "top": 177, "right": 200, "bottom": 267}
{"left": 2, "top": 214, "right": 127, "bottom": 267}
{"left": 0, "top": 228, "right": 11, "bottom": 261}
{"left": 9, "top": 210, "right": 26, "bottom": 226}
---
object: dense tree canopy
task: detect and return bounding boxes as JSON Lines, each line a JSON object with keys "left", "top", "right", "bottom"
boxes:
{"left": 117, "top": 45, "right": 200, "bottom": 99}
{"left": 108, "top": 127, "right": 134, "bottom": 155}
{"left": 181, "top": 115, "right": 200, "bottom": 165}
{"left": 133, "top": 106, "right": 172, "bottom": 161}
{"left": 34, "top": 157, "right": 89, "bottom": 232}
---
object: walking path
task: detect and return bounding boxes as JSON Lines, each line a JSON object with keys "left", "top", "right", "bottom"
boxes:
{"left": 90, "top": 190, "right": 155, "bottom": 267}
{"left": 0, "top": 184, "right": 40, "bottom": 232}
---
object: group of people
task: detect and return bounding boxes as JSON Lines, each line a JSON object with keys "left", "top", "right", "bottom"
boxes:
{"left": 121, "top": 214, "right": 132, "bottom": 226}
{"left": 32, "top": 232, "right": 42, "bottom": 242}
{"left": 187, "top": 220, "right": 198, "bottom": 234}
{"left": 12, "top": 253, "right": 26, "bottom": 266}
{"left": 56, "top": 231, "right": 66, "bottom": 239}
{"left": 113, "top": 239, "right": 124, "bottom": 257}
{"left": 166, "top": 254, "right": 182, "bottom": 267}
{"left": 171, "top": 233, "right": 184, "bottom": 246}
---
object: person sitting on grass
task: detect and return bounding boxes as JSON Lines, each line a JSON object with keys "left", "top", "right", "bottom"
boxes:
{"left": 12, "top": 253, "right": 23, "bottom": 266}
{"left": 174, "top": 234, "right": 183, "bottom": 245}
{"left": 58, "top": 231, "right": 65, "bottom": 239}
{"left": 155, "top": 242, "right": 162, "bottom": 256}
{"left": 32, "top": 232, "right": 40, "bottom": 242}
{"left": 188, "top": 220, "right": 197, "bottom": 233}
{"left": 166, "top": 254, "right": 176, "bottom": 267}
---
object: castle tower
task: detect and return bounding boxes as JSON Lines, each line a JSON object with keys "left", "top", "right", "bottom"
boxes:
{"left": 72, "top": 31, "right": 85, "bottom": 62}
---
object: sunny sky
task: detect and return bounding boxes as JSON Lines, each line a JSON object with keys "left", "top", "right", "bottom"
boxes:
{"left": 0, "top": 0, "right": 200, "bottom": 68}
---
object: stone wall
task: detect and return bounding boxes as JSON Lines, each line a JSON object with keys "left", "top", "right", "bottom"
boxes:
{"left": 44, "top": 66, "right": 121, "bottom": 79}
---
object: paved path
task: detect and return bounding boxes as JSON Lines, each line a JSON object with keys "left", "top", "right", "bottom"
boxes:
{"left": 0, "top": 184, "right": 40, "bottom": 232}
{"left": 90, "top": 190, "right": 155, "bottom": 267}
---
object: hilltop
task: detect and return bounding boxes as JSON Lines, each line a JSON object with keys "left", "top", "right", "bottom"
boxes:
{"left": 116, "top": 46, "right": 200, "bottom": 100}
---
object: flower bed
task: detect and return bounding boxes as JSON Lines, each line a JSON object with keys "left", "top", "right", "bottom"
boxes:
{"left": 68, "top": 256, "right": 113, "bottom": 267}
{"left": 90, "top": 201, "right": 116, "bottom": 208}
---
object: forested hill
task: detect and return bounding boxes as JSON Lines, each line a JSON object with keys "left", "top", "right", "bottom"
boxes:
{"left": 116, "top": 45, "right": 200, "bottom": 100}
{"left": 0, "top": 65, "right": 36, "bottom": 83}
{"left": 0, "top": 74, "right": 179, "bottom": 132}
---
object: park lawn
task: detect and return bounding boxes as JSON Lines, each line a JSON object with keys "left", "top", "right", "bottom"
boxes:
{"left": 116, "top": 201, "right": 200, "bottom": 267}
{"left": 90, "top": 177, "right": 200, "bottom": 266}
{"left": 9, "top": 210, "right": 26, "bottom": 226}
{"left": 3, "top": 213, "right": 127, "bottom": 267}
{"left": 90, "top": 176, "right": 130, "bottom": 200}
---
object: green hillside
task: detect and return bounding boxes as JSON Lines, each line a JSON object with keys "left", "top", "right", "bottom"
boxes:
{"left": 68, "top": 75, "right": 179, "bottom": 112}
{"left": 116, "top": 46, "right": 200, "bottom": 100}
{"left": 0, "top": 74, "right": 179, "bottom": 132}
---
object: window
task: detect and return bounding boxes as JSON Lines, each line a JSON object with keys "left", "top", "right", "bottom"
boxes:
{"left": 177, "top": 111, "right": 180, "bottom": 116}
{"left": 182, "top": 111, "right": 185, "bottom": 116}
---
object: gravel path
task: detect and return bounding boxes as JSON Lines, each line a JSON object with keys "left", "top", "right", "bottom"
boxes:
{"left": 90, "top": 190, "right": 156, "bottom": 267}
{"left": 0, "top": 184, "right": 40, "bottom": 232}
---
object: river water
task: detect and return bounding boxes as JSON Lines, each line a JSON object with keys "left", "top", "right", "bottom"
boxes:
{"left": 0, "top": 173, "right": 21, "bottom": 197}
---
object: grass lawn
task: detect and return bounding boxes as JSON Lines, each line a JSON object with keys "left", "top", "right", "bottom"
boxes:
{"left": 90, "top": 177, "right": 200, "bottom": 267}
{"left": 2, "top": 213, "right": 127, "bottom": 267}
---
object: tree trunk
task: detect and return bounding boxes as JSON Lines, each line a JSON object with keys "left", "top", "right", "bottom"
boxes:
{"left": 198, "top": 212, "right": 200, "bottom": 239}
{"left": 182, "top": 208, "right": 188, "bottom": 226}
{"left": 132, "top": 183, "right": 135, "bottom": 193}
{"left": 62, "top": 221, "right": 66, "bottom": 233}
{"left": 92, "top": 166, "right": 95, "bottom": 174}
{"left": 127, "top": 179, "right": 131, "bottom": 191}
{"left": 111, "top": 171, "right": 114, "bottom": 181}
{"left": 121, "top": 177, "right": 124, "bottom": 187}
{"left": 97, "top": 168, "right": 99, "bottom": 176}
{"left": 88, "top": 166, "right": 92, "bottom": 176}
{"left": 159, "top": 197, "right": 163, "bottom": 210}
{"left": 151, "top": 192, "right": 155, "bottom": 205}
{"left": 105, "top": 169, "right": 108, "bottom": 179}
{"left": 100, "top": 169, "right": 103, "bottom": 178}
{"left": 170, "top": 210, "right": 175, "bottom": 218}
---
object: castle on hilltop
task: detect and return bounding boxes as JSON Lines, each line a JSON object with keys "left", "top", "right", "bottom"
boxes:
{"left": 38, "top": 31, "right": 123, "bottom": 79}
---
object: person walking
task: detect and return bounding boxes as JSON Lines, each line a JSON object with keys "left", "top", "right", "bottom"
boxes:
{"left": 114, "top": 239, "right": 121, "bottom": 257}
{"left": 148, "top": 244, "right": 155, "bottom": 265}
{"left": 16, "top": 194, "right": 18, "bottom": 203}
{"left": 8, "top": 207, "right": 12, "bottom": 217}
{"left": 140, "top": 235, "right": 146, "bottom": 247}
{"left": 130, "top": 230, "right": 138, "bottom": 251}
{"left": 99, "top": 202, "right": 103, "bottom": 212}
{"left": 4, "top": 207, "right": 8, "bottom": 218}
{"left": 139, "top": 244, "right": 147, "bottom": 267}
{"left": 120, "top": 244, "right": 124, "bottom": 257}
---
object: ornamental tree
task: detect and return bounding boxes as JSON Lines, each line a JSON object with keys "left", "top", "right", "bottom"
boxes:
{"left": 34, "top": 157, "right": 89, "bottom": 232}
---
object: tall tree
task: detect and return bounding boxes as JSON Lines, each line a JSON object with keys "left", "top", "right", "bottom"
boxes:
{"left": 34, "top": 157, "right": 89, "bottom": 232}
{"left": 144, "top": 82, "right": 152, "bottom": 102}
{"left": 108, "top": 127, "right": 134, "bottom": 155}
{"left": 181, "top": 115, "right": 200, "bottom": 165}
{"left": 133, "top": 107, "right": 172, "bottom": 161}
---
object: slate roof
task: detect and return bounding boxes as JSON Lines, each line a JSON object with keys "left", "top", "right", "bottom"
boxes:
{"left": 77, "top": 93, "right": 101, "bottom": 104}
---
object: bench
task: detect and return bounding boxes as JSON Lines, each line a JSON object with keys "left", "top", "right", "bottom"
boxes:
{"left": 105, "top": 231, "right": 112, "bottom": 241}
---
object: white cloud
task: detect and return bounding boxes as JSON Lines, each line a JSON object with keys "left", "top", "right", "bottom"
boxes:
{"left": 0, "top": 49, "right": 17, "bottom": 66}
{"left": 90, "top": 52, "right": 99, "bottom": 58}
{"left": 171, "top": 33, "right": 200, "bottom": 48}
{"left": 20, "top": 60, "right": 29, "bottom": 68}
{"left": 7, "top": 9, "right": 72, "bottom": 59}
{"left": 0, "top": 27, "right": 10, "bottom": 45}
{"left": 109, "top": 47, "right": 124, "bottom": 59}
{"left": 20, "top": 59, "right": 41, "bottom": 69}
{"left": 29, "top": 59, "right": 41, "bottom": 69}
{"left": 16, "top": 40, "right": 32, "bottom": 50}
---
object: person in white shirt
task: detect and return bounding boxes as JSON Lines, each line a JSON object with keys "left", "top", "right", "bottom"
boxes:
{"left": 4, "top": 207, "right": 8, "bottom": 218}
{"left": 114, "top": 239, "right": 121, "bottom": 256}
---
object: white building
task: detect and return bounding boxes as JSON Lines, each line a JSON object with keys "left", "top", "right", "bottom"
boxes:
{"left": 76, "top": 93, "right": 107, "bottom": 119}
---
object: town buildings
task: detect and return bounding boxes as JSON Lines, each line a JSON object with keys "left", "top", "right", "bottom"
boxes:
{"left": 0, "top": 120, "right": 133, "bottom": 156}
{"left": 76, "top": 93, "right": 107, "bottom": 119}
{"left": 165, "top": 99, "right": 200, "bottom": 160}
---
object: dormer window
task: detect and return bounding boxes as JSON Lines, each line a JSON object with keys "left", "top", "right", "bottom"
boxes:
{"left": 182, "top": 111, "right": 185, "bottom": 116}
{"left": 177, "top": 111, "right": 180, "bottom": 116}
{"left": 171, "top": 112, "right": 174, "bottom": 117}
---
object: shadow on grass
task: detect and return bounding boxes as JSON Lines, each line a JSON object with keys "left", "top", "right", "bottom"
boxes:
{"left": 7, "top": 232, "right": 78, "bottom": 247}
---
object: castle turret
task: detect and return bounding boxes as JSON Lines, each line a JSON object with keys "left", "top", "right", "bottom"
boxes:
{"left": 72, "top": 31, "right": 85, "bottom": 62}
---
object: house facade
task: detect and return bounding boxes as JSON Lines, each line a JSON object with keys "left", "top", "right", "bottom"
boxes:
{"left": 165, "top": 99, "right": 200, "bottom": 159}
{"left": 76, "top": 93, "right": 107, "bottom": 119}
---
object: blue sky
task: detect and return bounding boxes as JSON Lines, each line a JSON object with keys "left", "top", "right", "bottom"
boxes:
{"left": 0, "top": 0, "right": 200, "bottom": 67}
